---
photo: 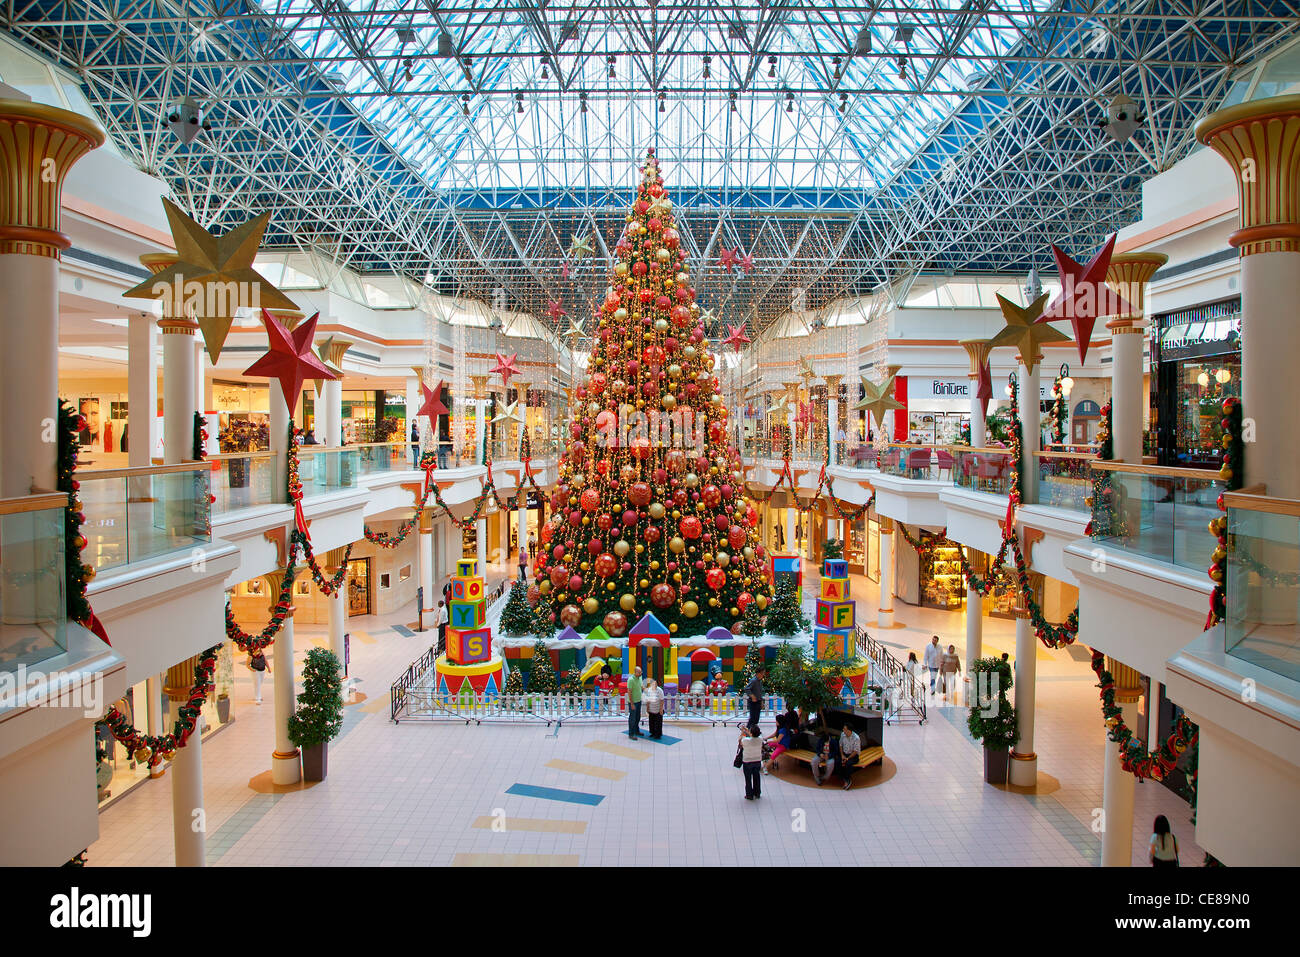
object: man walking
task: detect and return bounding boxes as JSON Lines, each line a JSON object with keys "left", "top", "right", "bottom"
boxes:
{"left": 435, "top": 600, "right": 448, "bottom": 657}
{"left": 626, "top": 667, "right": 644, "bottom": 738}
{"left": 410, "top": 421, "right": 420, "bottom": 467}
{"left": 745, "top": 665, "right": 766, "bottom": 731}
{"left": 923, "top": 635, "right": 942, "bottom": 694}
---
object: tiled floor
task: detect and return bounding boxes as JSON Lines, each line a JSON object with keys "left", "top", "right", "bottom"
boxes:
{"left": 89, "top": 563, "right": 1202, "bottom": 867}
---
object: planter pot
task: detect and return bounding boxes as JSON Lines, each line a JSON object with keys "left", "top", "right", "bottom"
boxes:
{"left": 301, "top": 743, "right": 328, "bottom": 782}
{"left": 216, "top": 695, "right": 231, "bottom": 724}
{"left": 983, "top": 746, "right": 1009, "bottom": 785}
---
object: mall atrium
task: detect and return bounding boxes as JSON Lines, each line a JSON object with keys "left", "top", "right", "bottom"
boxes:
{"left": 0, "top": 0, "right": 1297, "bottom": 889}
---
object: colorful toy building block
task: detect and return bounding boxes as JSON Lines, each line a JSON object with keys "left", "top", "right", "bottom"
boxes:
{"left": 555, "top": 625, "right": 582, "bottom": 643}
{"left": 822, "top": 558, "right": 848, "bottom": 579}
{"left": 456, "top": 558, "right": 479, "bottom": 577}
{"left": 819, "top": 577, "right": 851, "bottom": 600}
{"left": 705, "top": 626, "right": 733, "bottom": 643}
{"left": 446, "top": 626, "right": 492, "bottom": 664}
{"left": 451, "top": 576, "right": 485, "bottom": 601}
{"left": 815, "top": 599, "right": 855, "bottom": 631}
{"left": 586, "top": 625, "right": 610, "bottom": 643}
{"left": 814, "top": 628, "right": 852, "bottom": 663}
{"left": 449, "top": 598, "right": 487, "bottom": 629}
{"left": 628, "top": 612, "right": 670, "bottom": 645}
{"left": 771, "top": 554, "right": 800, "bottom": 575}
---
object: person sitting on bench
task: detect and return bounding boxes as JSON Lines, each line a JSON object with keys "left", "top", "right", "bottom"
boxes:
{"left": 810, "top": 733, "right": 837, "bottom": 786}
{"left": 763, "top": 716, "right": 795, "bottom": 775}
{"left": 839, "top": 724, "right": 862, "bottom": 790}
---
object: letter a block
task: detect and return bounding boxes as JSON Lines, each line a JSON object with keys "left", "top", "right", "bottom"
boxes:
{"left": 450, "top": 599, "right": 487, "bottom": 629}
{"left": 814, "top": 628, "right": 852, "bottom": 663}
{"left": 451, "top": 576, "right": 485, "bottom": 601}
{"left": 456, "top": 558, "right": 479, "bottom": 578}
{"left": 822, "top": 558, "right": 848, "bottom": 579}
{"left": 815, "top": 599, "right": 855, "bottom": 631}
{"left": 819, "top": 577, "right": 851, "bottom": 600}
{"left": 447, "top": 627, "right": 492, "bottom": 664}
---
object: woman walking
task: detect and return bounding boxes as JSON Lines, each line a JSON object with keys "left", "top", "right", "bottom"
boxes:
{"left": 1149, "top": 815, "right": 1179, "bottom": 868}
{"left": 644, "top": 678, "right": 665, "bottom": 739}
{"left": 739, "top": 724, "right": 764, "bottom": 800}
{"left": 249, "top": 650, "right": 270, "bottom": 704}
{"left": 939, "top": 643, "right": 962, "bottom": 700}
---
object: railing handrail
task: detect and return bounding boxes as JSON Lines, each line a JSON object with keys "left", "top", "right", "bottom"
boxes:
{"left": 77, "top": 461, "right": 210, "bottom": 480}
{"left": 298, "top": 445, "right": 361, "bottom": 455}
{"left": 347, "top": 440, "right": 409, "bottom": 449}
{"left": 209, "top": 450, "right": 277, "bottom": 461}
{"left": 1090, "top": 460, "right": 1226, "bottom": 481}
{"left": 1034, "top": 450, "right": 1098, "bottom": 460}
{"left": 0, "top": 491, "right": 69, "bottom": 515}
{"left": 948, "top": 445, "right": 1016, "bottom": 456}
{"left": 1221, "top": 486, "right": 1300, "bottom": 517}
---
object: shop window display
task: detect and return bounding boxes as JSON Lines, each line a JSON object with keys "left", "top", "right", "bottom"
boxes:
{"left": 1151, "top": 299, "right": 1241, "bottom": 469}
{"left": 920, "top": 530, "right": 965, "bottom": 610}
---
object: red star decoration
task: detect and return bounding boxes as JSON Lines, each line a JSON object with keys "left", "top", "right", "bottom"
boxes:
{"left": 1035, "top": 233, "right": 1134, "bottom": 364}
{"left": 547, "top": 299, "right": 567, "bottom": 321}
{"left": 243, "top": 309, "right": 335, "bottom": 417}
{"left": 723, "top": 322, "right": 751, "bottom": 351}
{"left": 976, "top": 357, "right": 993, "bottom": 411}
{"left": 560, "top": 260, "right": 571, "bottom": 279}
{"left": 795, "top": 401, "right": 814, "bottom": 432}
{"left": 740, "top": 252, "right": 754, "bottom": 274}
{"left": 418, "top": 380, "right": 449, "bottom": 419}
{"left": 719, "top": 246, "right": 738, "bottom": 271}
{"left": 490, "top": 352, "right": 521, "bottom": 389}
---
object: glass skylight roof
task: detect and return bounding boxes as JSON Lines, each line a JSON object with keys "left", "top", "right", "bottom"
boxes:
{"left": 265, "top": 1, "right": 1056, "bottom": 197}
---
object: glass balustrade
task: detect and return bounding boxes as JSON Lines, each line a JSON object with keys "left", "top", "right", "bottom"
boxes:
{"left": 77, "top": 464, "right": 212, "bottom": 573}
{"left": 1226, "top": 493, "right": 1300, "bottom": 682}
{"left": 950, "top": 447, "right": 1017, "bottom": 494}
{"left": 0, "top": 494, "right": 68, "bottom": 672}
{"left": 298, "top": 448, "right": 361, "bottom": 495}
{"left": 1089, "top": 463, "right": 1225, "bottom": 570}
{"left": 1036, "top": 452, "right": 1096, "bottom": 512}
{"left": 210, "top": 452, "right": 280, "bottom": 512}
{"left": 875, "top": 444, "right": 956, "bottom": 480}
{"left": 353, "top": 441, "right": 413, "bottom": 475}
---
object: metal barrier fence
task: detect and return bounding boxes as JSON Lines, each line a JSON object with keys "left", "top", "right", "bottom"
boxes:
{"left": 855, "top": 626, "right": 927, "bottom": 724}
{"left": 391, "top": 688, "right": 885, "bottom": 726}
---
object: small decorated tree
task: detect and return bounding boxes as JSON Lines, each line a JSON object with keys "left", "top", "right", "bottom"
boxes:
{"left": 527, "top": 639, "right": 557, "bottom": 693}
{"left": 737, "top": 639, "right": 764, "bottom": 691}
{"left": 822, "top": 538, "right": 844, "bottom": 561}
{"left": 741, "top": 597, "right": 766, "bottom": 638}
{"left": 500, "top": 578, "right": 533, "bottom": 635}
{"left": 288, "top": 648, "right": 344, "bottom": 780}
{"left": 771, "top": 643, "right": 844, "bottom": 730}
{"left": 764, "top": 576, "right": 808, "bottom": 637}
{"left": 967, "top": 656, "right": 1019, "bottom": 783}
{"left": 503, "top": 665, "right": 524, "bottom": 696}
{"left": 531, "top": 602, "right": 556, "bottom": 638}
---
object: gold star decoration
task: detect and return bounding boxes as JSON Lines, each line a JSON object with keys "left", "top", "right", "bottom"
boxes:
{"left": 491, "top": 401, "right": 522, "bottom": 426}
{"left": 567, "top": 234, "right": 595, "bottom": 259}
{"left": 647, "top": 194, "right": 672, "bottom": 216}
{"left": 798, "top": 356, "right": 817, "bottom": 380}
{"left": 122, "top": 198, "right": 297, "bottom": 362}
{"left": 855, "top": 374, "right": 904, "bottom": 432}
{"left": 769, "top": 390, "right": 796, "bottom": 419}
{"left": 990, "top": 293, "right": 1068, "bottom": 375}
{"left": 564, "top": 316, "right": 586, "bottom": 344}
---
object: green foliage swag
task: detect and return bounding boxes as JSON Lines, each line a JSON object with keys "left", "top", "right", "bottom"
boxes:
{"left": 288, "top": 648, "right": 344, "bottom": 749}
{"left": 967, "top": 656, "right": 1019, "bottom": 751}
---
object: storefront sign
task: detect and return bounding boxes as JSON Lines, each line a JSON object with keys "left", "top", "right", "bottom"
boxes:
{"left": 911, "top": 377, "right": 1047, "bottom": 404}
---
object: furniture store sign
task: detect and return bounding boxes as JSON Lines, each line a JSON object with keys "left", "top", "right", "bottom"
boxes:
{"left": 913, "top": 378, "right": 1048, "bottom": 403}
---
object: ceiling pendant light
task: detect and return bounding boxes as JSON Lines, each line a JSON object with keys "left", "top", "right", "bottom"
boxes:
{"left": 607, "top": 55, "right": 616, "bottom": 78}
{"left": 767, "top": 55, "right": 776, "bottom": 78}
{"left": 832, "top": 55, "right": 841, "bottom": 79}
{"left": 404, "top": 58, "right": 413, "bottom": 83}
{"left": 516, "top": 91, "right": 524, "bottom": 114}
{"left": 838, "top": 92, "right": 848, "bottom": 114}
{"left": 658, "top": 92, "right": 666, "bottom": 113}
{"left": 579, "top": 91, "right": 588, "bottom": 113}
{"left": 462, "top": 93, "right": 470, "bottom": 116}
{"left": 729, "top": 91, "right": 737, "bottom": 112}
{"left": 437, "top": 31, "right": 454, "bottom": 57}
{"left": 897, "top": 56, "right": 907, "bottom": 80}
{"left": 703, "top": 55, "right": 711, "bottom": 79}
{"left": 854, "top": 26, "right": 872, "bottom": 55}
{"left": 541, "top": 60, "right": 549, "bottom": 80}
{"left": 785, "top": 91, "right": 793, "bottom": 113}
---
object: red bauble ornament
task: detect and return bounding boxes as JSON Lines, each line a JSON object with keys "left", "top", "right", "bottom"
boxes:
{"left": 560, "top": 604, "right": 583, "bottom": 627}
{"left": 651, "top": 583, "right": 676, "bottom": 608}
{"left": 628, "top": 482, "right": 652, "bottom": 507}
{"left": 652, "top": 467, "right": 667, "bottom": 485}
{"left": 597, "top": 513, "right": 613, "bottom": 530}
{"left": 527, "top": 584, "right": 540, "bottom": 606}
{"left": 680, "top": 515, "right": 702, "bottom": 539}
{"left": 738, "top": 591, "right": 753, "bottom": 611}
{"left": 729, "top": 525, "right": 746, "bottom": 549}
{"left": 663, "top": 228, "right": 680, "bottom": 248}
{"left": 580, "top": 488, "right": 602, "bottom": 512}
{"left": 595, "top": 552, "right": 618, "bottom": 578}
{"left": 588, "top": 538, "right": 604, "bottom": 555}
{"left": 714, "top": 514, "right": 729, "bottom": 531}
{"left": 644, "top": 526, "right": 661, "bottom": 544}
{"left": 701, "top": 484, "right": 721, "bottom": 507}
{"left": 633, "top": 261, "right": 648, "bottom": 278}
{"left": 552, "top": 544, "right": 566, "bottom": 560}
{"left": 671, "top": 305, "right": 690, "bottom": 326}
{"left": 631, "top": 437, "right": 652, "bottom": 460}
{"left": 569, "top": 574, "right": 584, "bottom": 592}
{"left": 622, "top": 509, "right": 638, "bottom": 526}
{"left": 705, "top": 568, "right": 726, "bottom": 591}
{"left": 603, "top": 612, "right": 628, "bottom": 636}
{"left": 709, "top": 421, "right": 725, "bottom": 443}
{"left": 550, "top": 566, "right": 569, "bottom": 588}
{"left": 647, "top": 217, "right": 662, "bottom": 232}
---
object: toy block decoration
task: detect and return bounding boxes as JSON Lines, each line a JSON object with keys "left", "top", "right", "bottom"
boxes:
{"left": 819, "top": 577, "right": 851, "bottom": 600}
{"left": 815, "top": 599, "right": 855, "bottom": 631}
{"left": 450, "top": 598, "right": 487, "bottom": 629}
{"left": 446, "top": 626, "right": 492, "bottom": 664}
{"left": 705, "top": 626, "right": 733, "bottom": 643}
{"left": 823, "top": 558, "right": 848, "bottom": 579}
{"left": 814, "top": 628, "right": 852, "bottom": 663}
{"left": 586, "top": 625, "right": 610, "bottom": 643}
{"left": 451, "top": 576, "right": 485, "bottom": 601}
{"left": 456, "top": 558, "right": 479, "bottom": 577}
{"left": 628, "top": 612, "right": 670, "bottom": 647}
{"left": 555, "top": 625, "right": 582, "bottom": 643}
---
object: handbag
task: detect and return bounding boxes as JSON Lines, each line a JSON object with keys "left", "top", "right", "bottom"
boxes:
{"left": 733, "top": 744, "right": 744, "bottom": 769}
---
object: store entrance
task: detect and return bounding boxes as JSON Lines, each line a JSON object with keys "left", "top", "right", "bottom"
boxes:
{"left": 347, "top": 557, "right": 371, "bottom": 617}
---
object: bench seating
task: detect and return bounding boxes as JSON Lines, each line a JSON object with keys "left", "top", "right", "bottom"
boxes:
{"left": 778, "top": 745, "right": 885, "bottom": 773}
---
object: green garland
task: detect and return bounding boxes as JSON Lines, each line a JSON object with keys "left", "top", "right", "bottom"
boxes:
{"left": 58, "top": 400, "right": 93, "bottom": 625}
{"left": 193, "top": 411, "right": 208, "bottom": 461}
{"left": 1049, "top": 375, "right": 1066, "bottom": 445}
{"left": 295, "top": 529, "right": 352, "bottom": 596}
{"left": 224, "top": 543, "right": 299, "bottom": 652}
{"left": 1206, "top": 397, "right": 1244, "bottom": 628}
{"left": 1091, "top": 649, "right": 1198, "bottom": 783}
{"left": 101, "top": 644, "right": 220, "bottom": 769}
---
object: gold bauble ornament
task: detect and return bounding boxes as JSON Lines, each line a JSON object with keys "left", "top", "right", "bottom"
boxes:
{"left": 656, "top": 248, "right": 671, "bottom": 262}
{"left": 730, "top": 607, "right": 740, "bottom": 616}
{"left": 580, "top": 560, "right": 590, "bottom": 570}
{"left": 539, "top": 581, "right": 551, "bottom": 594}
{"left": 584, "top": 597, "right": 601, "bottom": 614}
{"left": 685, "top": 472, "right": 699, "bottom": 487}
{"left": 717, "top": 551, "right": 730, "bottom": 567}
{"left": 639, "top": 578, "right": 650, "bottom": 589}
{"left": 669, "top": 536, "right": 685, "bottom": 553}
{"left": 648, "top": 502, "right": 665, "bottom": 520}
{"left": 620, "top": 593, "right": 636, "bottom": 611}
{"left": 756, "top": 594, "right": 768, "bottom": 609}
{"left": 614, "top": 539, "right": 631, "bottom": 557}
{"left": 650, "top": 560, "right": 660, "bottom": 571}
{"left": 709, "top": 597, "right": 720, "bottom": 607}
{"left": 607, "top": 582, "right": 617, "bottom": 591}
{"left": 682, "top": 600, "right": 699, "bottom": 617}
{"left": 669, "top": 623, "right": 678, "bottom": 633}
{"left": 662, "top": 395, "right": 676, "bottom": 411}
{"left": 83, "top": 564, "right": 96, "bottom": 581}
{"left": 134, "top": 748, "right": 152, "bottom": 762}
{"left": 635, "top": 543, "right": 645, "bottom": 554}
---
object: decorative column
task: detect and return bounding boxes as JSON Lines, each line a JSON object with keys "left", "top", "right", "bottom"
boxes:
{"left": 959, "top": 339, "right": 993, "bottom": 449}
{"left": 193, "top": 338, "right": 205, "bottom": 423}
{"left": 408, "top": 367, "right": 424, "bottom": 464}
{"left": 0, "top": 100, "right": 103, "bottom": 497}
{"left": 266, "top": 309, "right": 305, "bottom": 498}
{"left": 1009, "top": 599, "right": 1038, "bottom": 787}
{"left": 145, "top": 674, "right": 165, "bottom": 778}
{"left": 418, "top": 507, "right": 435, "bottom": 616}
{"left": 323, "top": 547, "right": 347, "bottom": 668}
{"left": 127, "top": 313, "right": 159, "bottom": 467}
{"left": 1016, "top": 352, "right": 1042, "bottom": 505}
{"left": 1105, "top": 254, "right": 1167, "bottom": 464}
{"left": 266, "top": 571, "right": 300, "bottom": 786}
{"left": 164, "top": 655, "right": 207, "bottom": 866}
{"left": 469, "top": 374, "right": 490, "bottom": 465}
{"left": 1101, "top": 657, "right": 1142, "bottom": 866}
{"left": 139, "top": 254, "right": 198, "bottom": 466}
{"left": 1196, "top": 95, "right": 1300, "bottom": 497}
{"left": 317, "top": 336, "right": 350, "bottom": 484}
{"left": 824, "top": 373, "right": 843, "bottom": 466}
{"left": 877, "top": 516, "right": 896, "bottom": 628}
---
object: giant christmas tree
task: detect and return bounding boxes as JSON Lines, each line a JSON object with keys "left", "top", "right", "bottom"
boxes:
{"left": 534, "top": 149, "right": 773, "bottom": 639}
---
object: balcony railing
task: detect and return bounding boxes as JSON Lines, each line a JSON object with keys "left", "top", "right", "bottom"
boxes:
{"left": 209, "top": 451, "right": 280, "bottom": 512}
{"left": 77, "top": 463, "right": 211, "bottom": 572}
{"left": 0, "top": 493, "right": 68, "bottom": 672}
{"left": 1036, "top": 451, "right": 1097, "bottom": 512}
{"left": 297, "top": 446, "right": 362, "bottom": 494}
{"left": 1223, "top": 488, "right": 1300, "bottom": 682}
{"left": 1089, "top": 461, "right": 1225, "bottom": 571}
{"left": 875, "top": 444, "right": 957, "bottom": 481}
{"left": 951, "top": 446, "right": 1017, "bottom": 495}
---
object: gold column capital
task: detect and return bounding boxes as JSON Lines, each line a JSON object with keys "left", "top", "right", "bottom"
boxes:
{"left": 878, "top": 516, "right": 894, "bottom": 533}
{"left": 318, "top": 336, "right": 352, "bottom": 370}
{"left": 958, "top": 338, "right": 994, "bottom": 375}
{"left": 139, "top": 254, "right": 197, "bottom": 329}
{"left": 822, "top": 373, "right": 844, "bottom": 391}
{"left": 1105, "top": 252, "right": 1168, "bottom": 325}
{"left": 163, "top": 654, "right": 206, "bottom": 702}
{"left": 0, "top": 100, "right": 105, "bottom": 257}
{"left": 265, "top": 308, "right": 305, "bottom": 331}
{"left": 469, "top": 374, "right": 490, "bottom": 399}
{"left": 1105, "top": 656, "right": 1144, "bottom": 703}
{"left": 1195, "top": 95, "right": 1300, "bottom": 255}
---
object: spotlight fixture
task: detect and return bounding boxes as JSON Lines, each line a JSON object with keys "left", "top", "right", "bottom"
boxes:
{"left": 703, "top": 55, "right": 711, "bottom": 79}
{"left": 658, "top": 92, "right": 666, "bottom": 113}
{"left": 396, "top": 25, "right": 417, "bottom": 46}
{"left": 404, "top": 58, "right": 413, "bottom": 83}
{"left": 462, "top": 93, "right": 470, "bottom": 116}
{"left": 838, "top": 92, "right": 848, "bottom": 114}
{"left": 1059, "top": 363, "right": 1075, "bottom": 397}
{"left": 767, "top": 55, "right": 777, "bottom": 77}
{"left": 895, "top": 24, "right": 915, "bottom": 44}
{"left": 463, "top": 56, "right": 472, "bottom": 69}
{"left": 516, "top": 91, "right": 524, "bottom": 114}
{"left": 785, "top": 91, "right": 794, "bottom": 113}
{"left": 854, "top": 26, "right": 872, "bottom": 55}
{"left": 897, "top": 55, "right": 907, "bottom": 80}
{"left": 1099, "top": 93, "right": 1144, "bottom": 144}
{"left": 729, "top": 90, "right": 737, "bottom": 112}
{"left": 832, "top": 56, "right": 841, "bottom": 79}
{"left": 607, "top": 55, "right": 616, "bottom": 78}
{"left": 437, "top": 31, "right": 454, "bottom": 57}
{"left": 164, "top": 95, "right": 211, "bottom": 143}
{"left": 541, "top": 59, "right": 549, "bottom": 80}
{"left": 579, "top": 91, "right": 588, "bottom": 113}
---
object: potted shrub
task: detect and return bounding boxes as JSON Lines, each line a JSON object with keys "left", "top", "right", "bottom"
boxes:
{"left": 215, "top": 642, "right": 234, "bottom": 724}
{"left": 967, "top": 656, "right": 1019, "bottom": 784}
{"left": 288, "top": 647, "right": 344, "bottom": 782}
